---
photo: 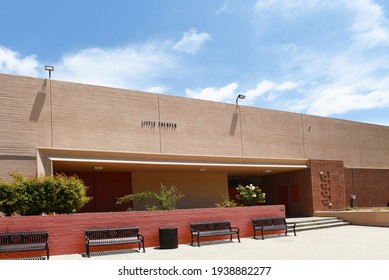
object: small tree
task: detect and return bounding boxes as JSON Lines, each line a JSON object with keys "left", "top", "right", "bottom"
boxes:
{"left": 117, "top": 184, "right": 185, "bottom": 211}
{"left": 236, "top": 184, "right": 266, "bottom": 206}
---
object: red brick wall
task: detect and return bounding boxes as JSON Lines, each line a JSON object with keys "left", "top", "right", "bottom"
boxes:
{"left": 309, "top": 160, "right": 347, "bottom": 211}
{"left": 0, "top": 205, "right": 284, "bottom": 258}
{"left": 344, "top": 168, "right": 389, "bottom": 208}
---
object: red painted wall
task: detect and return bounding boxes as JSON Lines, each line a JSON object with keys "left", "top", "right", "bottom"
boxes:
{"left": 0, "top": 205, "right": 284, "bottom": 258}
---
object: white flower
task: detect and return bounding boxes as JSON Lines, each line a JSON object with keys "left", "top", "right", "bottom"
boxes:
{"left": 252, "top": 194, "right": 257, "bottom": 197}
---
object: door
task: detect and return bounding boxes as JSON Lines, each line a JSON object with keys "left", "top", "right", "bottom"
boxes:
{"left": 277, "top": 186, "right": 289, "bottom": 215}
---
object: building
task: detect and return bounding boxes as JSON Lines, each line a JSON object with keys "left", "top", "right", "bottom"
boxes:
{"left": 1, "top": 73, "right": 388, "bottom": 217}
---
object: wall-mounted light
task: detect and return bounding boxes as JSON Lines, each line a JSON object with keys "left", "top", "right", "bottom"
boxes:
{"left": 235, "top": 94, "right": 246, "bottom": 105}
{"left": 44, "top": 65, "right": 54, "bottom": 79}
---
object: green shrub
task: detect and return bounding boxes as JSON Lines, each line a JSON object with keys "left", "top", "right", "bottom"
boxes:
{"left": 0, "top": 180, "right": 20, "bottom": 216}
{"left": 215, "top": 194, "right": 238, "bottom": 208}
{"left": 0, "top": 173, "right": 91, "bottom": 216}
{"left": 117, "top": 184, "right": 185, "bottom": 211}
{"left": 236, "top": 184, "right": 266, "bottom": 206}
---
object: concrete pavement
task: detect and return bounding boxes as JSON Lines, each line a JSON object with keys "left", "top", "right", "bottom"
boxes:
{"left": 51, "top": 225, "right": 389, "bottom": 260}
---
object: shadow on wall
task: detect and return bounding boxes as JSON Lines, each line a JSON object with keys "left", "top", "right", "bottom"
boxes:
{"left": 230, "top": 112, "right": 238, "bottom": 136}
{"left": 29, "top": 80, "right": 47, "bottom": 122}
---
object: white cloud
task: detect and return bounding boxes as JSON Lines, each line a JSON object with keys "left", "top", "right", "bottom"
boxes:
{"left": 244, "top": 80, "right": 276, "bottom": 102}
{"left": 186, "top": 82, "right": 239, "bottom": 103}
{"left": 254, "top": 0, "right": 389, "bottom": 49}
{"left": 253, "top": 0, "right": 389, "bottom": 118}
{"left": 346, "top": 0, "right": 389, "bottom": 48}
{"left": 186, "top": 80, "right": 297, "bottom": 104}
{"left": 0, "top": 45, "right": 39, "bottom": 76}
{"left": 306, "top": 87, "right": 389, "bottom": 116}
{"left": 56, "top": 28, "right": 211, "bottom": 89}
{"left": 146, "top": 86, "right": 169, "bottom": 94}
{"left": 56, "top": 44, "right": 175, "bottom": 90}
{"left": 0, "top": 28, "right": 210, "bottom": 91}
{"left": 276, "top": 81, "right": 298, "bottom": 91}
{"left": 173, "top": 28, "right": 211, "bottom": 55}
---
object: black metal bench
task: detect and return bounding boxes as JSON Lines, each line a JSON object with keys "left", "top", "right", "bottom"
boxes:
{"left": 189, "top": 220, "right": 240, "bottom": 247}
{"left": 0, "top": 231, "right": 49, "bottom": 260}
{"left": 251, "top": 217, "right": 296, "bottom": 240}
{"left": 85, "top": 226, "right": 145, "bottom": 257}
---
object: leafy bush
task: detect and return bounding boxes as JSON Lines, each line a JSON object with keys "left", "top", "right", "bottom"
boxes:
{"left": 236, "top": 184, "right": 266, "bottom": 206}
{"left": 117, "top": 184, "right": 185, "bottom": 211}
{"left": 215, "top": 194, "right": 238, "bottom": 208}
{"left": 0, "top": 173, "right": 91, "bottom": 216}
{"left": 0, "top": 180, "right": 21, "bottom": 216}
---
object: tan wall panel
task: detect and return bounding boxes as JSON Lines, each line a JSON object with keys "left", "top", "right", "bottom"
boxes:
{"left": 241, "top": 107, "right": 305, "bottom": 159}
{"left": 1, "top": 74, "right": 389, "bottom": 172}
{"left": 51, "top": 81, "right": 161, "bottom": 153}
{"left": 131, "top": 172, "right": 227, "bottom": 209}
{"left": 0, "top": 158, "right": 37, "bottom": 180}
{"left": 0, "top": 74, "right": 52, "bottom": 156}
{"left": 359, "top": 124, "right": 389, "bottom": 168}
{"left": 302, "top": 115, "right": 362, "bottom": 167}
{"left": 159, "top": 95, "right": 242, "bottom": 156}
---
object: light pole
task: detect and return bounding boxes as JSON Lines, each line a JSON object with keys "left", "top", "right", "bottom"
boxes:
{"left": 44, "top": 65, "right": 54, "bottom": 147}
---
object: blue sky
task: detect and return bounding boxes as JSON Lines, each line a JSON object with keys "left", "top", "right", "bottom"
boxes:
{"left": 1, "top": 0, "right": 389, "bottom": 126}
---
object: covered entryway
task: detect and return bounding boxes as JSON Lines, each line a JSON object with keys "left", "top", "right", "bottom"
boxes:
{"left": 38, "top": 148, "right": 309, "bottom": 213}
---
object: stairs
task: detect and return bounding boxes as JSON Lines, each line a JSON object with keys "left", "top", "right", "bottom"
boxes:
{"left": 286, "top": 217, "right": 351, "bottom": 232}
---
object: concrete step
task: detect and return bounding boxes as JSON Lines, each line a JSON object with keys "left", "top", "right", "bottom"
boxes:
{"left": 286, "top": 217, "right": 351, "bottom": 232}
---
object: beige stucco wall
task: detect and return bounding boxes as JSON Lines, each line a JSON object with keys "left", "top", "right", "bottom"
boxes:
{"left": 158, "top": 95, "right": 242, "bottom": 156}
{"left": 51, "top": 80, "right": 161, "bottom": 153}
{"left": 316, "top": 211, "right": 389, "bottom": 227}
{"left": 131, "top": 172, "right": 228, "bottom": 209}
{"left": 0, "top": 75, "right": 52, "bottom": 178}
{"left": 1, "top": 73, "right": 389, "bottom": 180}
{"left": 241, "top": 106, "right": 305, "bottom": 159}
{"left": 302, "top": 115, "right": 389, "bottom": 168}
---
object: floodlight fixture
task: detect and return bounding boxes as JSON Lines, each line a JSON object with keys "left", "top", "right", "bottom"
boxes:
{"left": 236, "top": 94, "right": 246, "bottom": 105}
{"left": 44, "top": 65, "right": 54, "bottom": 79}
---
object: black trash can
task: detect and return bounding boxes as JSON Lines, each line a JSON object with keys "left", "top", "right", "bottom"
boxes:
{"left": 159, "top": 228, "right": 178, "bottom": 249}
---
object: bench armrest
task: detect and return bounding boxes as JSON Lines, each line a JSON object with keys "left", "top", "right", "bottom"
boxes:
{"left": 230, "top": 226, "right": 240, "bottom": 232}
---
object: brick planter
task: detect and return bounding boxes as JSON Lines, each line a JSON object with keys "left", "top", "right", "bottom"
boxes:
{"left": 0, "top": 205, "right": 285, "bottom": 258}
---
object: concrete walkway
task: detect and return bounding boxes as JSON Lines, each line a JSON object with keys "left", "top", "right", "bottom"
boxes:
{"left": 51, "top": 225, "right": 389, "bottom": 260}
